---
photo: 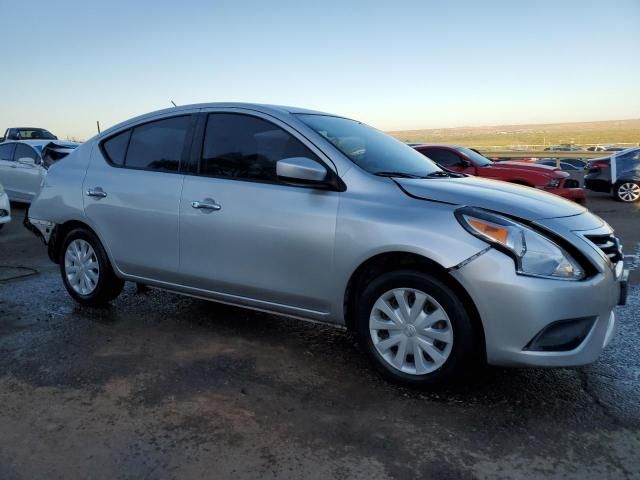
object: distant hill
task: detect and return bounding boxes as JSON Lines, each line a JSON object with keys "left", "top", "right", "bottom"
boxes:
{"left": 388, "top": 118, "right": 640, "bottom": 148}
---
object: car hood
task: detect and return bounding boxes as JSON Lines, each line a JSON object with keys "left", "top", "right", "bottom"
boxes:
{"left": 396, "top": 175, "right": 586, "bottom": 221}
{"left": 484, "top": 161, "right": 568, "bottom": 177}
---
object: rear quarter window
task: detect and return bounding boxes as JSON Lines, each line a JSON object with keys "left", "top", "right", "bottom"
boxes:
{"left": 102, "top": 130, "right": 131, "bottom": 166}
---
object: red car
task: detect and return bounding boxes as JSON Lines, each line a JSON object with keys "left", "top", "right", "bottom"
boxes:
{"left": 413, "top": 144, "right": 586, "bottom": 204}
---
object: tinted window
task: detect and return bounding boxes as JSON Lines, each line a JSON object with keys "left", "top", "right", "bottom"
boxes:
{"left": 420, "top": 149, "right": 462, "bottom": 167}
{"left": 0, "top": 143, "right": 15, "bottom": 161}
{"left": 125, "top": 116, "right": 190, "bottom": 171}
{"left": 201, "top": 114, "right": 319, "bottom": 182}
{"left": 14, "top": 143, "right": 39, "bottom": 162}
{"left": 102, "top": 129, "right": 131, "bottom": 166}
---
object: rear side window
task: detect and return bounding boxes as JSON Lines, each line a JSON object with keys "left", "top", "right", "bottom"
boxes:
{"left": 0, "top": 143, "right": 14, "bottom": 161}
{"left": 102, "top": 130, "right": 131, "bottom": 166}
{"left": 201, "top": 113, "right": 318, "bottom": 182}
{"left": 101, "top": 115, "right": 191, "bottom": 172}
{"left": 126, "top": 116, "right": 190, "bottom": 171}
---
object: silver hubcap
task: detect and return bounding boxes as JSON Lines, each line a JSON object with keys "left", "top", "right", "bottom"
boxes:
{"left": 618, "top": 183, "right": 640, "bottom": 202}
{"left": 369, "top": 288, "right": 453, "bottom": 376}
{"left": 64, "top": 239, "right": 100, "bottom": 295}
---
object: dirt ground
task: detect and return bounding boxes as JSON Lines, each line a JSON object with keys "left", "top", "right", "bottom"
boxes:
{"left": 1, "top": 194, "right": 639, "bottom": 479}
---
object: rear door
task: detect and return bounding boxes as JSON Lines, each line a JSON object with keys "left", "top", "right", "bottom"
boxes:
{"left": 83, "top": 113, "right": 196, "bottom": 281}
{"left": 178, "top": 110, "right": 340, "bottom": 317}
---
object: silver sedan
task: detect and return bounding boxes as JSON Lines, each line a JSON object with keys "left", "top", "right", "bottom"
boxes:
{"left": 26, "top": 103, "right": 627, "bottom": 387}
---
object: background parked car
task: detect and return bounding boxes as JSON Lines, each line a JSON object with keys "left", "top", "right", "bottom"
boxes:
{"left": 412, "top": 144, "right": 586, "bottom": 204}
{"left": 1, "top": 127, "right": 58, "bottom": 142}
{"left": 0, "top": 140, "right": 79, "bottom": 202}
{"left": 586, "top": 145, "right": 627, "bottom": 152}
{"left": 584, "top": 147, "right": 640, "bottom": 202}
{"left": 0, "top": 182, "right": 10, "bottom": 230}
{"left": 544, "top": 144, "right": 583, "bottom": 152}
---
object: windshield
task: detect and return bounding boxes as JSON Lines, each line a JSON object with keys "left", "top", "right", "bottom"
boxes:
{"left": 296, "top": 114, "right": 441, "bottom": 177}
{"left": 455, "top": 147, "right": 492, "bottom": 166}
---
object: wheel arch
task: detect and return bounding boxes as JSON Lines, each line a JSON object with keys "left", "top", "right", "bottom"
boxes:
{"left": 343, "top": 251, "right": 486, "bottom": 359}
{"left": 49, "top": 219, "right": 112, "bottom": 266}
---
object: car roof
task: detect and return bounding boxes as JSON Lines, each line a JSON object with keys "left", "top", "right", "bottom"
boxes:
{"left": 98, "top": 102, "right": 344, "bottom": 139}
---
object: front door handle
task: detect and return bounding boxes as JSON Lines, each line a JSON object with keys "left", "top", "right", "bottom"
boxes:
{"left": 86, "top": 187, "right": 107, "bottom": 198}
{"left": 191, "top": 199, "right": 221, "bottom": 211}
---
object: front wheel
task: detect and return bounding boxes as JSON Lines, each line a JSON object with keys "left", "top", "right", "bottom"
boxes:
{"left": 60, "top": 228, "right": 124, "bottom": 305}
{"left": 614, "top": 181, "right": 640, "bottom": 203}
{"left": 356, "top": 271, "right": 480, "bottom": 389}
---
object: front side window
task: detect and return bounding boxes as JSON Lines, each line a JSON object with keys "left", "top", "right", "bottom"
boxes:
{"left": 14, "top": 143, "right": 39, "bottom": 162}
{"left": 201, "top": 113, "right": 319, "bottom": 182}
{"left": 0, "top": 143, "right": 15, "bottom": 161}
{"left": 124, "top": 116, "right": 190, "bottom": 171}
{"left": 297, "top": 114, "right": 441, "bottom": 177}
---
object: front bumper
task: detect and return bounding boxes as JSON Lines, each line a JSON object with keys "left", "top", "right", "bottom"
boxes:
{"left": 451, "top": 248, "right": 622, "bottom": 367}
{"left": 0, "top": 193, "right": 11, "bottom": 225}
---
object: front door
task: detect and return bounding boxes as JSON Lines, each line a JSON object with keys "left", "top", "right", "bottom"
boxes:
{"left": 0, "top": 143, "right": 16, "bottom": 198}
{"left": 179, "top": 111, "right": 340, "bottom": 316}
{"left": 11, "top": 143, "right": 45, "bottom": 201}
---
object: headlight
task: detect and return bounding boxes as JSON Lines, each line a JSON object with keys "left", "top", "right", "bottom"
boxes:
{"left": 456, "top": 208, "right": 585, "bottom": 280}
{"left": 545, "top": 178, "right": 561, "bottom": 188}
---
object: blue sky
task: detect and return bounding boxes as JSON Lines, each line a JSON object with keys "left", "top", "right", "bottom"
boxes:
{"left": 1, "top": 0, "right": 638, "bottom": 139}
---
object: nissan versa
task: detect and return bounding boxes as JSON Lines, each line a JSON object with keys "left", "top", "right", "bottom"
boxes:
{"left": 25, "top": 103, "right": 628, "bottom": 387}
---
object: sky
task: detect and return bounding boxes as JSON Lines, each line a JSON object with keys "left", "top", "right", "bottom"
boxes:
{"left": 0, "top": 0, "right": 639, "bottom": 140}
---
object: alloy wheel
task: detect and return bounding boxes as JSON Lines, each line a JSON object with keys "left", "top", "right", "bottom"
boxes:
{"left": 64, "top": 239, "right": 100, "bottom": 295}
{"left": 617, "top": 182, "right": 640, "bottom": 202}
{"left": 369, "top": 288, "right": 453, "bottom": 375}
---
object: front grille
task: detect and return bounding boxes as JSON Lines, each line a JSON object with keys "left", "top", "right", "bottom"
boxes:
{"left": 585, "top": 233, "right": 623, "bottom": 264}
{"left": 564, "top": 179, "right": 580, "bottom": 188}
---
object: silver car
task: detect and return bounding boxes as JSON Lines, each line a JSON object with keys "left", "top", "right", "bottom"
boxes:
{"left": 26, "top": 103, "right": 628, "bottom": 387}
{"left": 0, "top": 140, "right": 79, "bottom": 202}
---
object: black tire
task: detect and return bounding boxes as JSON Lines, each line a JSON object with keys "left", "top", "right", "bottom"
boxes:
{"left": 613, "top": 181, "right": 640, "bottom": 203}
{"left": 59, "top": 228, "right": 124, "bottom": 306}
{"left": 356, "top": 270, "right": 479, "bottom": 389}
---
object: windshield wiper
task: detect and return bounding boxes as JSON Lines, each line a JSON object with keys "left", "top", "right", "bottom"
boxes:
{"left": 373, "top": 171, "right": 424, "bottom": 179}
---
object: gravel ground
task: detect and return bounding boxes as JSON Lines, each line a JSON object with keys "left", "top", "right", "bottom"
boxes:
{"left": 0, "top": 195, "right": 638, "bottom": 480}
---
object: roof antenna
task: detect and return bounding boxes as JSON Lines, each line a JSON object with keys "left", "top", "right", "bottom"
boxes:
{"left": 170, "top": 100, "right": 177, "bottom": 107}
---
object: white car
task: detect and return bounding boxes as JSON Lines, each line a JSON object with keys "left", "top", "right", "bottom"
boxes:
{"left": 0, "top": 140, "right": 79, "bottom": 203}
{"left": 0, "top": 182, "right": 10, "bottom": 230}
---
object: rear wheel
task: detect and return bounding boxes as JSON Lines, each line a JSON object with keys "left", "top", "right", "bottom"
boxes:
{"left": 356, "top": 270, "right": 479, "bottom": 388}
{"left": 60, "top": 228, "right": 124, "bottom": 305}
{"left": 614, "top": 181, "right": 640, "bottom": 202}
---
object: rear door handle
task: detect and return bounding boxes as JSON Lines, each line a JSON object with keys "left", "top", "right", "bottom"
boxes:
{"left": 86, "top": 187, "right": 107, "bottom": 198}
{"left": 191, "top": 199, "right": 221, "bottom": 211}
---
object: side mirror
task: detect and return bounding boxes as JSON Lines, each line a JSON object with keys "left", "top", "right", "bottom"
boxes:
{"left": 276, "top": 157, "right": 328, "bottom": 184}
{"left": 460, "top": 159, "right": 472, "bottom": 168}
{"left": 17, "top": 157, "right": 36, "bottom": 166}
